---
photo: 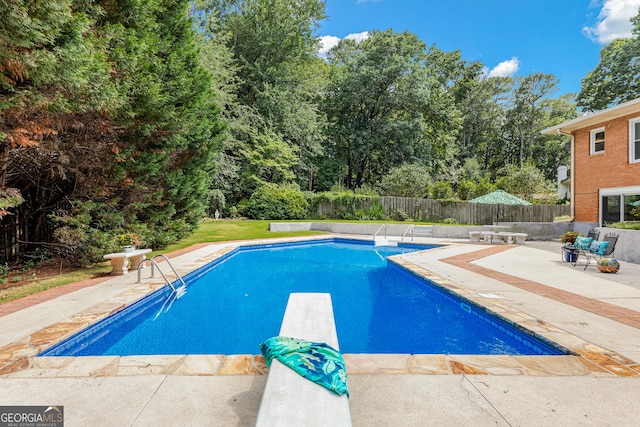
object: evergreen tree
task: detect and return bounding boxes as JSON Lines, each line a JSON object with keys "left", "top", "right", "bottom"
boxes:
{"left": 93, "top": 0, "right": 225, "bottom": 247}
{"left": 1, "top": 0, "right": 224, "bottom": 263}
{"left": 0, "top": 0, "right": 116, "bottom": 249}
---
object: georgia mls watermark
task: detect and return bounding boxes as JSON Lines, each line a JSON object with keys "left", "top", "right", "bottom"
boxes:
{"left": 0, "top": 406, "right": 63, "bottom": 427}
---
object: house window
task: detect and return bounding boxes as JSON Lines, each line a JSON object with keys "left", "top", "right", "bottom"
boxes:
{"left": 601, "top": 195, "right": 621, "bottom": 224}
{"left": 600, "top": 186, "right": 640, "bottom": 224}
{"left": 625, "top": 195, "right": 640, "bottom": 221}
{"left": 631, "top": 118, "right": 640, "bottom": 163}
{"left": 590, "top": 127, "right": 605, "bottom": 154}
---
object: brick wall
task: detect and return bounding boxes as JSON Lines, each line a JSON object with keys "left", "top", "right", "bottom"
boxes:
{"left": 573, "top": 112, "right": 640, "bottom": 222}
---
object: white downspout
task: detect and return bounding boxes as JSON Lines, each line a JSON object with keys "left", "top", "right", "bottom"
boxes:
{"left": 557, "top": 128, "right": 575, "bottom": 221}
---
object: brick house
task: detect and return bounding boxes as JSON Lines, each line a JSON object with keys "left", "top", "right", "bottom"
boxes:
{"left": 542, "top": 98, "right": 640, "bottom": 225}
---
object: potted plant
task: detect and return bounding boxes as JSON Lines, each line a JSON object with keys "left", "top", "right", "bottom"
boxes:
{"left": 560, "top": 231, "right": 581, "bottom": 245}
{"left": 560, "top": 231, "right": 582, "bottom": 263}
{"left": 117, "top": 233, "right": 141, "bottom": 252}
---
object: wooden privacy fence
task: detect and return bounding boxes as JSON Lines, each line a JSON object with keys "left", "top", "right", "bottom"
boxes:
{"left": 315, "top": 196, "right": 569, "bottom": 224}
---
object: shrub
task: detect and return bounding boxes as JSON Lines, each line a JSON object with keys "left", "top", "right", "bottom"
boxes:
{"left": 355, "top": 201, "right": 385, "bottom": 220}
{"left": 307, "top": 191, "right": 385, "bottom": 220}
{"left": 496, "top": 163, "right": 553, "bottom": 200}
{"left": 379, "top": 164, "right": 431, "bottom": 198}
{"left": 607, "top": 221, "right": 640, "bottom": 230}
{"left": 234, "top": 199, "right": 250, "bottom": 218}
{"left": 246, "top": 184, "right": 309, "bottom": 220}
{"left": 228, "top": 206, "right": 240, "bottom": 219}
{"left": 472, "top": 176, "right": 497, "bottom": 199}
{"left": 49, "top": 200, "right": 158, "bottom": 266}
{"left": 456, "top": 179, "right": 476, "bottom": 200}
{"left": 431, "top": 181, "right": 454, "bottom": 199}
{"left": 390, "top": 209, "right": 409, "bottom": 221}
{"left": 0, "top": 263, "right": 8, "bottom": 281}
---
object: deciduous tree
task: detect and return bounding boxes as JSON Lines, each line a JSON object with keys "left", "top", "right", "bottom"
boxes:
{"left": 199, "top": 0, "right": 327, "bottom": 201}
{"left": 577, "top": 8, "right": 640, "bottom": 111}
{"left": 324, "top": 30, "right": 459, "bottom": 189}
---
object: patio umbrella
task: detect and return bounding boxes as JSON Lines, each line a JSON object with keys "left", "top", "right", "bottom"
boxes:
{"left": 469, "top": 190, "right": 532, "bottom": 206}
{"left": 469, "top": 190, "right": 531, "bottom": 224}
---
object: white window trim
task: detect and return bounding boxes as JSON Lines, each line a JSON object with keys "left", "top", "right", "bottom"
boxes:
{"left": 630, "top": 117, "right": 640, "bottom": 163}
{"left": 590, "top": 127, "right": 605, "bottom": 155}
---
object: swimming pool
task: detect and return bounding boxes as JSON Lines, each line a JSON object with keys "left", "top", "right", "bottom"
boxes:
{"left": 41, "top": 239, "right": 564, "bottom": 356}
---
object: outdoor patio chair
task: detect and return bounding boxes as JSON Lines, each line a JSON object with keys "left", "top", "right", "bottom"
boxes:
{"left": 562, "top": 229, "right": 598, "bottom": 266}
{"left": 579, "top": 232, "right": 619, "bottom": 270}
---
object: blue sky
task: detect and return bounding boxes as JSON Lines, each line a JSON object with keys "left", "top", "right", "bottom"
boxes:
{"left": 318, "top": 0, "right": 640, "bottom": 96}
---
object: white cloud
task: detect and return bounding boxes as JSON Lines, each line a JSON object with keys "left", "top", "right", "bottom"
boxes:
{"left": 318, "top": 32, "right": 370, "bottom": 58}
{"left": 319, "top": 35, "right": 341, "bottom": 57}
{"left": 344, "top": 31, "right": 370, "bottom": 43}
{"left": 583, "top": 0, "right": 640, "bottom": 43}
{"left": 487, "top": 57, "right": 520, "bottom": 78}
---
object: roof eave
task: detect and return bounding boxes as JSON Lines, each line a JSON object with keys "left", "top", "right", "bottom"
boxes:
{"left": 541, "top": 97, "right": 640, "bottom": 135}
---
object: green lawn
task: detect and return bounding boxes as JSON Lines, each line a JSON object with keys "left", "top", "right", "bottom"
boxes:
{"left": 150, "top": 218, "right": 445, "bottom": 257}
{"left": 0, "top": 266, "right": 113, "bottom": 304}
{"left": 1, "top": 218, "right": 446, "bottom": 305}
{"left": 0, "top": 220, "right": 324, "bottom": 305}
{"left": 154, "top": 219, "right": 324, "bottom": 254}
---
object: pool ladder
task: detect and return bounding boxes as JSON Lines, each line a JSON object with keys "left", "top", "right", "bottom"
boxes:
{"left": 373, "top": 224, "right": 396, "bottom": 246}
{"left": 136, "top": 255, "right": 187, "bottom": 298}
{"left": 374, "top": 224, "right": 410, "bottom": 247}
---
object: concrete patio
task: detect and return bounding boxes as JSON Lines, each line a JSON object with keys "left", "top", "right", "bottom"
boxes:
{"left": 1, "top": 237, "right": 640, "bottom": 426}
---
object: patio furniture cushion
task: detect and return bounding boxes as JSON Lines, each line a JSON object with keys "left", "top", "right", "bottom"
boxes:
{"left": 573, "top": 236, "right": 593, "bottom": 250}
{"left": 589, "top": 240, "right": 609, "bottom": 255}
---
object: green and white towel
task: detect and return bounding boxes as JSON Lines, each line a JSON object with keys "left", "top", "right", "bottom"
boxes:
{"left": 259, "top": 336, "right": 349, "bottom": 397}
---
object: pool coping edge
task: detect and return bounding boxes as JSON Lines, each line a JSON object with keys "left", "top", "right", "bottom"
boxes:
{"left": 1, "top": 236, "right": 639, "bottom": 378}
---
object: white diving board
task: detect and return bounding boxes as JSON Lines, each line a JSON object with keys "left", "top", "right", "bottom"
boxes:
{"left": 255, "top": 293, "right": 352, "bottom": 427}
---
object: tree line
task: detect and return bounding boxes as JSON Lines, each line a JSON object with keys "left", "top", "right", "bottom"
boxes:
{"left": 1, "top": 0, "right": 638, "bottom": 264}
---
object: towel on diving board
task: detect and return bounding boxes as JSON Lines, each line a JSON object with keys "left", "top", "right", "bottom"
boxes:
{"left": 259, "top": 335, "right": 349, "bottom": 397}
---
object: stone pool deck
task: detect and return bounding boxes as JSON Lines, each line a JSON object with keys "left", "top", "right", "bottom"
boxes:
{"left": 1, "top": 236, "right": 640, "bottom": 425}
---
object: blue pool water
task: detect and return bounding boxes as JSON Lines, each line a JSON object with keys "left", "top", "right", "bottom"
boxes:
{"left": 42, "top": 239, "right": 564, "bottom": 356}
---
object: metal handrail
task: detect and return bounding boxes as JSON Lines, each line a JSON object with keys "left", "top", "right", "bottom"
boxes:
{"left": 136, "top": 255, "right": 187, "bottom": 298}
{"left": 151, "top": 254, "right": 187, "bottom": 289}
{"left": 136, "top": 258, "right": 177, "bottom": 291}
{"left": 374, "top": 224, "right": 387, "bottom": 240}
{"left": 401, "top": 225, "right": 414, "bottom": 242}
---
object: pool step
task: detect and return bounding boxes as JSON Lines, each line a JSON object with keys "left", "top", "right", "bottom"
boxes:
{"left": 401, "top": 225, "right": 433, "bottom": 242}
{"left": 374, "top": 236, "right": 398, "bottom": 247}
